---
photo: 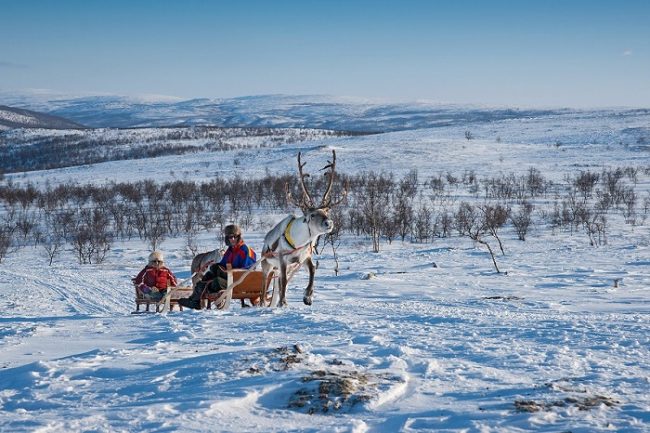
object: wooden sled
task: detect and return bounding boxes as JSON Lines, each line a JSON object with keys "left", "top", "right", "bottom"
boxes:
{"left": 201, "top": 264, "right": 275, "bottom": 310}
{"left": 133, "top": 282, "right": 193, "bottom": 313}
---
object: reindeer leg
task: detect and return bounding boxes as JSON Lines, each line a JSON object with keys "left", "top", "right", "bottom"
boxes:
{"left": 303, "top": 256, "right": 316, "bottom": 305}
{"left": 269, "top": 267, "right": 281, "bottom": 307}
{"left": 279, "top": 261, "right": 289, "bottom": 307}
{"left": 260, "top": 262, "right": 272, "bottom": 307}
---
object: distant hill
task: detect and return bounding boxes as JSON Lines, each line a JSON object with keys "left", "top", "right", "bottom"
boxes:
{"left": 1, "top": 92, "right": 649, "bottom": 139}
{"left": 0, "top": 92, "right": 611, "bottom": 133}
{"left": 0, "top": 126, "right": 355, "bottom": 174}
{"left": 0, "top": 105, "right": 85, "bottom": 130}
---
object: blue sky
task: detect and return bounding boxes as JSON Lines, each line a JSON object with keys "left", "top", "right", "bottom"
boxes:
{"left": 1, "top": 0, "right": 648, "bottom": 107}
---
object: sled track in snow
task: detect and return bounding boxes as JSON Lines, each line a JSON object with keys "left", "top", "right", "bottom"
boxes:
{"left": 0, "top": 267, "right": 126, "bottom": 317}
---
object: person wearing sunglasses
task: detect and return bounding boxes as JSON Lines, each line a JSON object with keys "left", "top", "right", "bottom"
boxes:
{"left": 133, "top": 251, "right": 178, "bottom": 301}
{"left": 180, "top": 224, "right": 257, "bottom": 310}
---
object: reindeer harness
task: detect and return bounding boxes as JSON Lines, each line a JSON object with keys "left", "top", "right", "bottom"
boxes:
{"left": 283, "top": 218, "right": 298, "bottom": 249}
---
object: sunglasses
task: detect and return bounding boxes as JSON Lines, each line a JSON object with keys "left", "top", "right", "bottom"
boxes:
{"left": 151, "top": 260, "right": 163, "bottom": 264}
{"left": 225, "top": 235, "right": 238, "bottom": 240}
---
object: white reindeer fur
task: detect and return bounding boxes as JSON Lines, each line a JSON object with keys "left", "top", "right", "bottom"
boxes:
{"left": 262, "top": 210, "right": 333, "bottom": 306}
{"left": 190, "top": 248, "right": 223, "bottom": 286}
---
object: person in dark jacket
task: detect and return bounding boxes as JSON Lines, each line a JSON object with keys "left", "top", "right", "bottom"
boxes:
{"left": 134, "top": 251, "right": 178, "bottom": 301}
{"left": 179, "top": 224, "right": 256, "bottom": 310}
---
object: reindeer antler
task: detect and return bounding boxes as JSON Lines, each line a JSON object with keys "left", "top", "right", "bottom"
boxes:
{"left": 285, "top": 182, "right": 307, "bottom": 211}
{"left": 286, "top": 152, "right": 316, "bottom": 211}
{"left": 319, "top": 150, "right": 337, "bottom": 209}
{"left": 297, "top": 152, "right": 316, "bottom": 209}
{"left": 288, "top": 150, "right": 345, "bottom": 211}
{"left": 327, "top": 179, "right": 349, "bottom": 209}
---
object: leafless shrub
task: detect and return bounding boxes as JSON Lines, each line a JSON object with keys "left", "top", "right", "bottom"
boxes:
{"left": 574, "top": 171, "right": 599, "bottom": 201}
{"left": 70, "top": 209, "right": 113, "bottom": 264}
{"left": 107, "top": 202, "right": 129, "bottom": 239}
{"left": 323, "top": 207, "right": 344, "bottom": 276}
{"left": 145, "top": 216, "right": 168, "bottom": 251}
{"left": 562, "top": 191, "right": 586, "bottom": 235}
{"left": 602, "top": 168, "right": 625, "bottom": 205}
{"left": 455, "top": 202, "right": 501, "bottom": 273}
{"left": 15, "top": 214, "right": 37, "bottom": 243}
{"left": 483, "top": 174, "right": 519, "bottom": 201}
{"left": 393, "top": 197, "right": 413, "bottom": 242}
{"left": 42, "top": 233, "right": 64, "bottom": 266}
{"left": 643, "top": 193, "right": 650, "bottom": 224}
{"left": 15, "top": 183, "right": 38, "bottom": 211}
{"left": 479, "top": 204, "right": 509, "bottom": 254}
{"left": 584, "top": 213, "right": 607, "bottom": 246}
{"left": 511, "top": 201, "right": 534, "bottom": 241}
{"left": 71, "top": 227, "right": 94, "bottom": 264}
{"left": 0, "top": 225, "right": 13, "bottom": 263}
{"left": 389, "top": 171, "right": 417, "bottom": 242}
{"left": 413, "top": 204, "right": 432, "bottom": 243}
{"left": 184, "top": 230, "right": 199, "bottom": 259}
{"left": 427, "top": 174, "right": 445, "bottom": 196}
{"left": 446, "top": 172, "right": 459, "bottom": 188}
{"left": 356, "top": 172, "right": 394, "bottom": 252}
{"left": 462, "top": 170, "right": 478, "bottom": 188}
{"left": 52, "top": 210, "right": 77, "bottom": 241}
{"left": 42, "top": 214, "right": 66, "bottom": 265}
{"left": 347, "top": 208, "right": 364, "bottom": 237}
{"left": 576, "top": 195, "right": 609, "bottom": 247}
{"left": 526, "top": 167, "right": 547, "bottom": 198}
{"left": 623, "top": 166, "right": 638, "bottom": 185}
{"left": 621, "top": 186, "right": 637, "bottom": 225}
{"left": 433, "top": 209, "right": 454, "bottom": 239}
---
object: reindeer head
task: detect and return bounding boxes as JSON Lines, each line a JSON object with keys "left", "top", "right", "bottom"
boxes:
{"left": 304, "top": 208, "right": 334, "bottom": 237}
{"left": 287, "top": 150, "right": 346, "bottom": 238}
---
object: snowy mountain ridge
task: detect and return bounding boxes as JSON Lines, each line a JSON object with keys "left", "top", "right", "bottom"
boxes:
{"left": 0, "top": 104, "right": 84, "bottom": 130}
{"left": 3, "top": 91, "right": 648, "bottom": 132}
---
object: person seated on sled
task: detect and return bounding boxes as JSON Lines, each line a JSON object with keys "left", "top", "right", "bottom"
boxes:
{"left": 179, "top": 224, "right": 256, "bottom": 310}
{"left": 134, "top": 251, "right": 178, "bottom": 301}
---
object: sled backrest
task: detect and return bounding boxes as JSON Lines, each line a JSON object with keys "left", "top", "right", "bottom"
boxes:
{"left": 202, "top": 266, "right": 274, "bottom": 309}
{"left": 228, "top": 268, "right": 273, "bottom": 299}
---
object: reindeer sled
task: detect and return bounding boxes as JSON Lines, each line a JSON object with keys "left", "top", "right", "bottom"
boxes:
{"left": 132, "top": 268, "right": 276, "bottom": 312}
{"left": 133, "top": 150, "right": 343, "bottom": 313}
{"left": 132, "top": 281, "right": 193, "bottom": 313}
{"left": 189, "top": 247, "right": 275, "bottom": 309}
{"left": 132, "top": 251, "right": 272, "bottom": 312}
{"left": 131, "top": 248, "right": 272, "bottom": 313}
{"left": 200, "top": 264, "right": 276, "bottom": 309}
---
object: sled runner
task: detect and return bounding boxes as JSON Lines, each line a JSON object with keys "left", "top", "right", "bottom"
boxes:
{"left": 201, "top": 264, "right": 275, "bottom": 309}
{"left": 133, "top": 282, "right": 193, "bottom": 313}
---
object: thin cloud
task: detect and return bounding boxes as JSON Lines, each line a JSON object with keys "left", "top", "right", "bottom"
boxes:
{"left": 622, "top": 49, "right": 633, "bottom": 56}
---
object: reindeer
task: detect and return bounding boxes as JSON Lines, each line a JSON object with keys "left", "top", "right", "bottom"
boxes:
{"left": 261, "top": 150, "right": 344, "bottom": 307}
{"left": 190, "top": 248, "right": 223, "bottom": 286}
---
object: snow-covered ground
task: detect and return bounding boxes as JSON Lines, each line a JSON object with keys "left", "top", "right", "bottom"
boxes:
{"left": 1, "top": 111, "right": 649, "bottom": 432}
